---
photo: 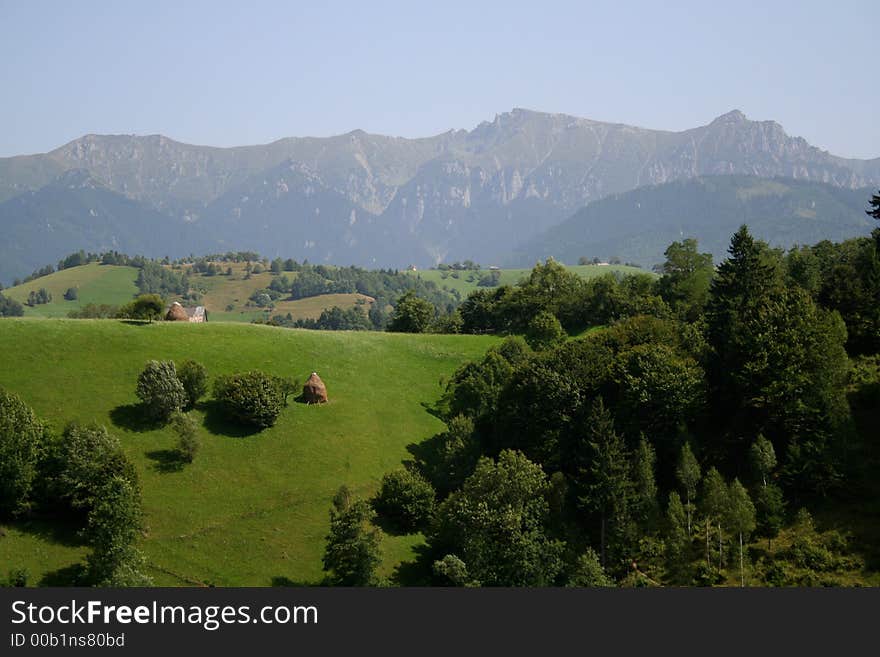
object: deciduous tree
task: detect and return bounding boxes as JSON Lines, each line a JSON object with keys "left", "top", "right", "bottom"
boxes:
{"left": 136, "top": 360, "right": 187, "bottom": 422}
{"left": 726, "top": 479, "right": 756, "bottom": 587}
{"left": 322, "top": 491, "right": 382, "bottom": 586}
{"left": 176, "top": 359, "right": 208, "bottom": 409}
{"left": 83, "top": 475, "right": 151, "bottom": 586}
{"left": 676, "top": 442, "right": 701, "bottom": 534}
{"left": 372, "top": 468, "right": 435, "bottom": 533}
{"left": 388, "top": 291, "right": 434, "bottom": 333}
{"left": 430, "top": 450, "right": 564, "bottom": 586}
{"left": 0, "top": 388, "right": 45, "bottom": 516}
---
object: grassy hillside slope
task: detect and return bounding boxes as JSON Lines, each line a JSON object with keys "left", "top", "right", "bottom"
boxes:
{"left": 0, "top": 319, "right": 497, "bottom": 585}
{"left": 3, "top": 262, "right": 374, "bottom": 323}
{"left": 2, "top": 263, "right": 139, "bottom": 317}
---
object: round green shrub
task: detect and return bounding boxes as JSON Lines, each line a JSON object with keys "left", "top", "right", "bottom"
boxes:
{"left": 176, "top": 359, "right": 208, "bottom": 408}
{"left": 136, "top": 360, "right": 187, "bottom": 422}
{"left": 213, "top": 371, "right": 292, "bottom": 428}
{"left": 373, "top": 468, "right": 435, "bottom": 533}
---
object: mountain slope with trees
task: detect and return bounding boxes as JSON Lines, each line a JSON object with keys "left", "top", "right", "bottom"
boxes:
{"left": 513, "top": 176, "right": 875, "bottom": 268}
{"left": 357, "top": 202, "right": 880, "bottom": 587}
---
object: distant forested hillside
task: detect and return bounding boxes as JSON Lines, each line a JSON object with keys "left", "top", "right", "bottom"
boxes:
{"left": 0, "top": 170, "right": 198, "bottom": 283}
{"left": 513, "top": 176, "right": 875, "bottom": 268}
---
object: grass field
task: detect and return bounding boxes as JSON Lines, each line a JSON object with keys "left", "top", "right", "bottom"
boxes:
{"left": 209, "top": 293, "right": 375, "bottom": 323}
{"left": 408, "top": 263, "right": 651, "bottom": 297}
{"left": 0, "top": 319, "right": 497, "bottom": 586}
{"left": 2, "top": 263, "right": 139, "bottom": 317}
{"left": 3, "top": 262, "right": 375, "bottom": 324}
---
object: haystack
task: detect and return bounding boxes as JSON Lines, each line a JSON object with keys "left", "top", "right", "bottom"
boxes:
{"left": 302, "top": 372, "right": 328, "bottom": 404}
{"left": 166, "top": 301, "right": 188, "bottom": 321}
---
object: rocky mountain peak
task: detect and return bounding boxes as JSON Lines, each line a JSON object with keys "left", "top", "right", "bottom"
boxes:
{"left": 711, "top": 109, "right": 749, "bottom": 125}
{"left": 0, "top": 108, "right": 878, "bottom": 282}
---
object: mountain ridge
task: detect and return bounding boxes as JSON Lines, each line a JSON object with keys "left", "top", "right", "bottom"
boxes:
{"left": 1, "top": 108, "right": 878, "bottom": 282}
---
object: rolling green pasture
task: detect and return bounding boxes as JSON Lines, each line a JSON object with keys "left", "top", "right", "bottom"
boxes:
{"left": 3, "top": 263, "right": 139, "bottom": 317}
{"left": 0, "top": 319, "right": 497, "bottom": 586}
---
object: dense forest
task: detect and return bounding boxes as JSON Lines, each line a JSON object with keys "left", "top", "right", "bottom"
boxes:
{"left": 323, "top": 201, "right": 880, "bottom": 586}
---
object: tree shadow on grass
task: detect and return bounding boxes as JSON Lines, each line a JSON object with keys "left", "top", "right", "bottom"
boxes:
{"left": 271, "top": 576, "right": 327, "bottom": 587}
{"left": 391, "top": 542, "right": 435, "bottom": 586}
{"left": 2, "top": 516, "right": 88, "bottom": 586}
{"left": 5, "top": 515, "right": 84, "bottom": 549}
{"left": 198, "top": 399, "right": 263, "bottom": 438}
{"left": 372, "top": 512, "right": 412, "bottom": 538}
{"left": 145, "top": 449, "right": 186, "bottom": 474}
{"left": 404, "top": 431, "right": 446, "bottom": 474}
{"left": 109, "top": 403, "right": 165, "bottom": 433}
{"left": 419, "top": 400, "right": 445, "bottom": 421}
{"left": 40, "top": 563, "right": 88, "bottom": 587}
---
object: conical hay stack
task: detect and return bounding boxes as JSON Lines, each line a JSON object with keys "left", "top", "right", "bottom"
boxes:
{"left": 302, "top": 372, "right": 328, "bottom": 404}
{"left": 166, "top": 301, "right": 188, "bottom": 321}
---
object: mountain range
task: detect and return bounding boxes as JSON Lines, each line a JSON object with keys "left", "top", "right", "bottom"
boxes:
{"left": 1, "top": 108, "right": 878, "bottom": 283}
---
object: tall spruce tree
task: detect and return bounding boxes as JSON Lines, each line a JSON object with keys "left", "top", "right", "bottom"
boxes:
{"left": 754, "top": 483, "right": 785, "bottom": 550}
{"left": 705, "top": 225, "right": 783, "bottom": 434}
{"left": 580, "top": 398, "right": 633, "bottom": 571}
{"left": 632, "top": 437, "right": 659, "bottom": 529}
{"left": 867, "top": 190, "right": 880, "bottom": 220}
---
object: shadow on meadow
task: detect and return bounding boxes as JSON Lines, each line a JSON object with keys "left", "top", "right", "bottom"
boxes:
{"left": 2, "top": 517, "right": 88, "bottom": 586}
{"left": 419, "top": 400, "right": 445, "bottom": 421}
{"left": 390, "top": 542, "right": 435, "bottom": 586}
{"left": 403, "top": 430, "right": 446, "bottom": 477}
{"left": 145, "top": 449, "right": 186, "bottom": 474}
{"left": 270, "top": 576, "right": 327, "bottom": 587}
{"left": 198, "top": 399, "right": 263, "bottom": 438}
{"left": 372, "top": 513, "right": 410, "bottom": 537}
{"left": 40, "top": 563, "right": 88, "bottom": 586}
{"left": 4, "top": 515, "right": 84, "bottom": 549}
{"left": 109, "top": 402, "right": 165, "bottom": 433}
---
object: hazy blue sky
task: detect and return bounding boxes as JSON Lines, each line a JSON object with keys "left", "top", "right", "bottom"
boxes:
{"left": 1, "top": 0, "right": 876, "bottom": 158}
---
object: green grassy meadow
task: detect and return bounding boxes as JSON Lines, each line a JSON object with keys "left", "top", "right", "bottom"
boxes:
{"left": 3, "top": 263, "right": 139, "bottom": 317}
{"left": 2, "top": 263, "right": 375, "bottom": 324}
{"left": 0, "top": 319, "right": 497, "bottom": 586}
